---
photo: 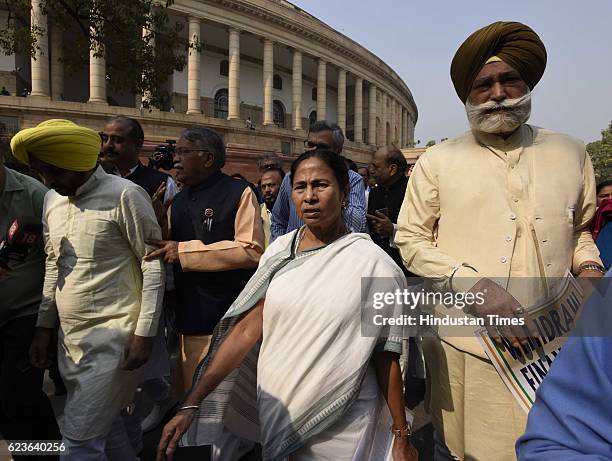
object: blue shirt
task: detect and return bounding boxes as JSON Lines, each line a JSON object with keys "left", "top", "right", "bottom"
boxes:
{"left": 516, "top": 270, "right": 612, "bottom": 460}
{"left": 270, "top": 169, "right": 367, "bottom": 242}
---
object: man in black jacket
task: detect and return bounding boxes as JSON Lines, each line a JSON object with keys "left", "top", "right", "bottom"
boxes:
{"left": 102, "top": 116, "right": 178, "bottom": 206}
{"left": 145, "top": 127, "right": 264, "bottom": 390}
{"left": 145, "top": 127, "right": 264, "bottom": 459}
{"left": 367, "top": 145, "right": 411, "bottom": 277}
{"left": 367, "top": 146, "right": 425, "bottom": 410}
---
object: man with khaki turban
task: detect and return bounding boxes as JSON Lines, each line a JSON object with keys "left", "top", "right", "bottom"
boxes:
{"left": 12, "top": 119, "right": 165, "bottom": 460}
{"left": 396, "top": 22, "right": 603, "bottom": 460}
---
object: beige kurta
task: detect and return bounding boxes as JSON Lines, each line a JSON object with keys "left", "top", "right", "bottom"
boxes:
{"left": 37, "top": 166, "right": 165, "bottom": 440}
{"left": 395, "top": 125, "right": 601, "bottom": 460}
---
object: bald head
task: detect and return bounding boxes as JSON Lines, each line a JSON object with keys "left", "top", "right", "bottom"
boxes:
{"left": 371, "top": 146, "right": 407, "bottom": 187}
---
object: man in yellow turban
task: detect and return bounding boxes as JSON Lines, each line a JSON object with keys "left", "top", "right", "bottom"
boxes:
{"left": 10, "top": 119, "right": 101, "bottom": 196}
{"left": 395, "top": 22, "right": 603, "bottom": 460}
{"left": 13, "top": 119, "right": 166, "bottom": 459}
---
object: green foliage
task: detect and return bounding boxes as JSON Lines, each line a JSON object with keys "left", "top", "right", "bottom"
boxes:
{"left": 587, "top": 122, "right": 612, "bottom": 182}
{"left": 425, "top": 140, "right": 436, "bottom": 147}
{"left": 0, "top": 0, "right": 195, "bottom": 108}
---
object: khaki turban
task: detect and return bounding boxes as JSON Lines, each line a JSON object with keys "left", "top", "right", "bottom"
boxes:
{"left": 450, "top": 21, "right": 547, "bottom": 103}
{"left": 10, "top": 119, "right": 100, "bottom": 172}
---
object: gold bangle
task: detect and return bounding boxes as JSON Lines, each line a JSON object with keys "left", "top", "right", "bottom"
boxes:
{"left": 391, "top": 424, "right": 411, "bottom": 438}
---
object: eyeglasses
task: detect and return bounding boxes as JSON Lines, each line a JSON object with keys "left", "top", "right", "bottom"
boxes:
{"left": 175, "top": 148, "right": 210, "bottom": 157}
{"left": 303, "top": 140, "right": 331, "bottom": 150}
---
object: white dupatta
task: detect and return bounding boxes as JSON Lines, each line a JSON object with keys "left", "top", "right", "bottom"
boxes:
{"left": 181, "top": 230, "right": 412, "bottom": 460}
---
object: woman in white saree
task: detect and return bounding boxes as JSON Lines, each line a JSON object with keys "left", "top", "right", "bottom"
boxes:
{"left": 157, "top": 149, "right": 418, "bottom": 461}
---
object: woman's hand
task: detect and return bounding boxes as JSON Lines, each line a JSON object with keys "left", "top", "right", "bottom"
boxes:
{"left": 156, "top": 410, "right": 196, "bottom": 461}
{"left": 392, "top": 436, "right": 419, "bottom": 461}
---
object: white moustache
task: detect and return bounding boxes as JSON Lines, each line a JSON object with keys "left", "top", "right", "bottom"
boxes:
{"left": 465, "top": 91, "right": 532, "bottom": 135}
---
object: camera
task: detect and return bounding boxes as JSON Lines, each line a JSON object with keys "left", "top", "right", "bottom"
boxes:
{"left": 149, "top": 139, "right": 176, "bottom": 170}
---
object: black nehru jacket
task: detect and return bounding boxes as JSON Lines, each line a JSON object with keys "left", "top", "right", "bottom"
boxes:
{"left": 171, "top": 170, "right": 256, "bottom": 335}
{"left": 126, "top": 162, "right": 169, "bottom": 198}
{"left": 367, "top": 174, "right": 414, "bottom": 277}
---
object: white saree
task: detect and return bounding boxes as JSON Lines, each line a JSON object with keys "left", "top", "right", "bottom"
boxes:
{"left": 182, "top": 229, "right": 413, "bottom": 460}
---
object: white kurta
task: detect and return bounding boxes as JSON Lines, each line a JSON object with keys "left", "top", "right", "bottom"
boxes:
{"left": 37, "top": 166, "right": 165, "bottom": 440}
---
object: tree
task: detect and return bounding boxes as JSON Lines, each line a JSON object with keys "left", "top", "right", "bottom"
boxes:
{"left": 426, "top": 140, "right": 436, "bottom": 148}
{"left": 0, "top": 0, "right": 195, "bottom": 108}
{"left": 586, "top": 122, "right": 612, "bottom": 181}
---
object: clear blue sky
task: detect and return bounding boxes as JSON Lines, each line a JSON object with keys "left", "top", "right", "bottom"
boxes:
{"left": 291, "top": 0, "right": 612, "bottom": 145}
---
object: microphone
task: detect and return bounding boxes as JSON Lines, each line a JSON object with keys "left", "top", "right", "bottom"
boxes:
{"left": 0, "top": 216, "right": 43, "bottom": 269}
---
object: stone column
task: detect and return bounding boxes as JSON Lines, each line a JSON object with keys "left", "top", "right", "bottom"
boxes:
{"left": 402, "top": 108, "right": 408, "bottom": 147}
{"left": 336, "top": 69, "right": 346, "bottom": 133}
{"left": 227, "top": 27, "right": 241, "bottom": 120}
{"left": 88, "top": 32, "right": 107, "bottom": 104}
{"left": 408, "top": 113, "right": 414, "bottom": 146}
{"left": 397, "top": 101, "right": 404, "bottom": 147}
{"left": 368, "top": 83, "right": 377, "bottom": 145}
{"left": 392, "top": 100, "right": 397, "bottom": 143}
{"left": 316, "top": 59, "right": 326, "bottom": 120}
{"left": 30, "top": 0, "right": 49, "bottom": 97}
{"left": 262, "top": 38, "right": 274, "bottom": 126}
{"left": 50, "top": 24, "right": 63, "bottom": 100}
{"left": 380, "top": 92, "right": 387, "bottom": 146}
{"left": 354, "top": 77, "right": 363, "bottom": 143}
{"left": 186, "top": 17, "right": 201, "bottom": 114}
{"left": 292, "top": 49, "right": 302, "bottom": 130}
{"left": 400, "top": 107, "right": 404, "bottom": 147}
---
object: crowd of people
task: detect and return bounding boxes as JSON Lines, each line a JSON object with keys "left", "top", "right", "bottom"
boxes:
{"left": 1, "top": 20, "right": 611, "bottom": 461}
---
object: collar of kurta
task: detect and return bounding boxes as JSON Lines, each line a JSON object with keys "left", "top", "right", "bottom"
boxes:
{"left": 2, "top": 166, "right": 25, "bottom": 193}
{"left": 188, "top": 170, "right": 224, "bottom": 193}
{"left": 473, "top": 124, "right": 533, "bottom": 151}
{"left": 73, "top": 165, "right": 107, "bottom": 197}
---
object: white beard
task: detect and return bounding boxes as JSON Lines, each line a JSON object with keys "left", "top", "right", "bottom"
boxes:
{"left": 465, "top": 91, "right": 532, "bottom": 135}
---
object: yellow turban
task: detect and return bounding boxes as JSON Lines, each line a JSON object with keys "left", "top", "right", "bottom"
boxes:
{"left": 450, "top": 21, "right": 547, "bottom": 103}
{"left": 10, "top": 119, "right": 100, "bottom": 172}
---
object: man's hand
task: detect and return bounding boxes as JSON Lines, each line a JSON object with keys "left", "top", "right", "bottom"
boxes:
{"left": 119, "top": 334, "right": 154, "bottom": 370}
{"left": 468, "top": 278, "right": 535, "bottom": 351}
{"left": 157, "top": 410, "right": 197, "bottom": 461}
{"left": 144, "top": 240, "right": 180, "bottom": 264}
{"left": 367, "top": 212, "right": 394, "bottom": 239}
{"left": 29, "top": 327, "right": 53, "bottom": 369}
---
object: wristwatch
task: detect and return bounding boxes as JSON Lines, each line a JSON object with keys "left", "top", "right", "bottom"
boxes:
{"left": 578, "top": 263, "right": 606, "bottom": 274}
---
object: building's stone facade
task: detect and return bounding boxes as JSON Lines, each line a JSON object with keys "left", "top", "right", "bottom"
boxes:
{"left": 0, "top": 0, "right": 418, "bottom": 178}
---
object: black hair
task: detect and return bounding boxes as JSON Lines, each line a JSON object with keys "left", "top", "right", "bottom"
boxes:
{"left": 180, "top": 126, "right": 225, "bottom": 168}
{"left": 261, "top": 166, "right": 285, "bottom": 180}
{"left": 257, "top": 152, "right": 282, "bottom": 171}
{"left": 107, "top": 116, "right": 144, "bottom": 142}
{"left": 385, "top": 145, "right": 408, "bottom": 174}
{"left": 290, "top": 149, "right": 349, "bottom": 190}
{"left": 596, "top": 179, "right": 612, "bottom": 194}
{"left": 308, "top": 120, "right": 345, "bottom": 151}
